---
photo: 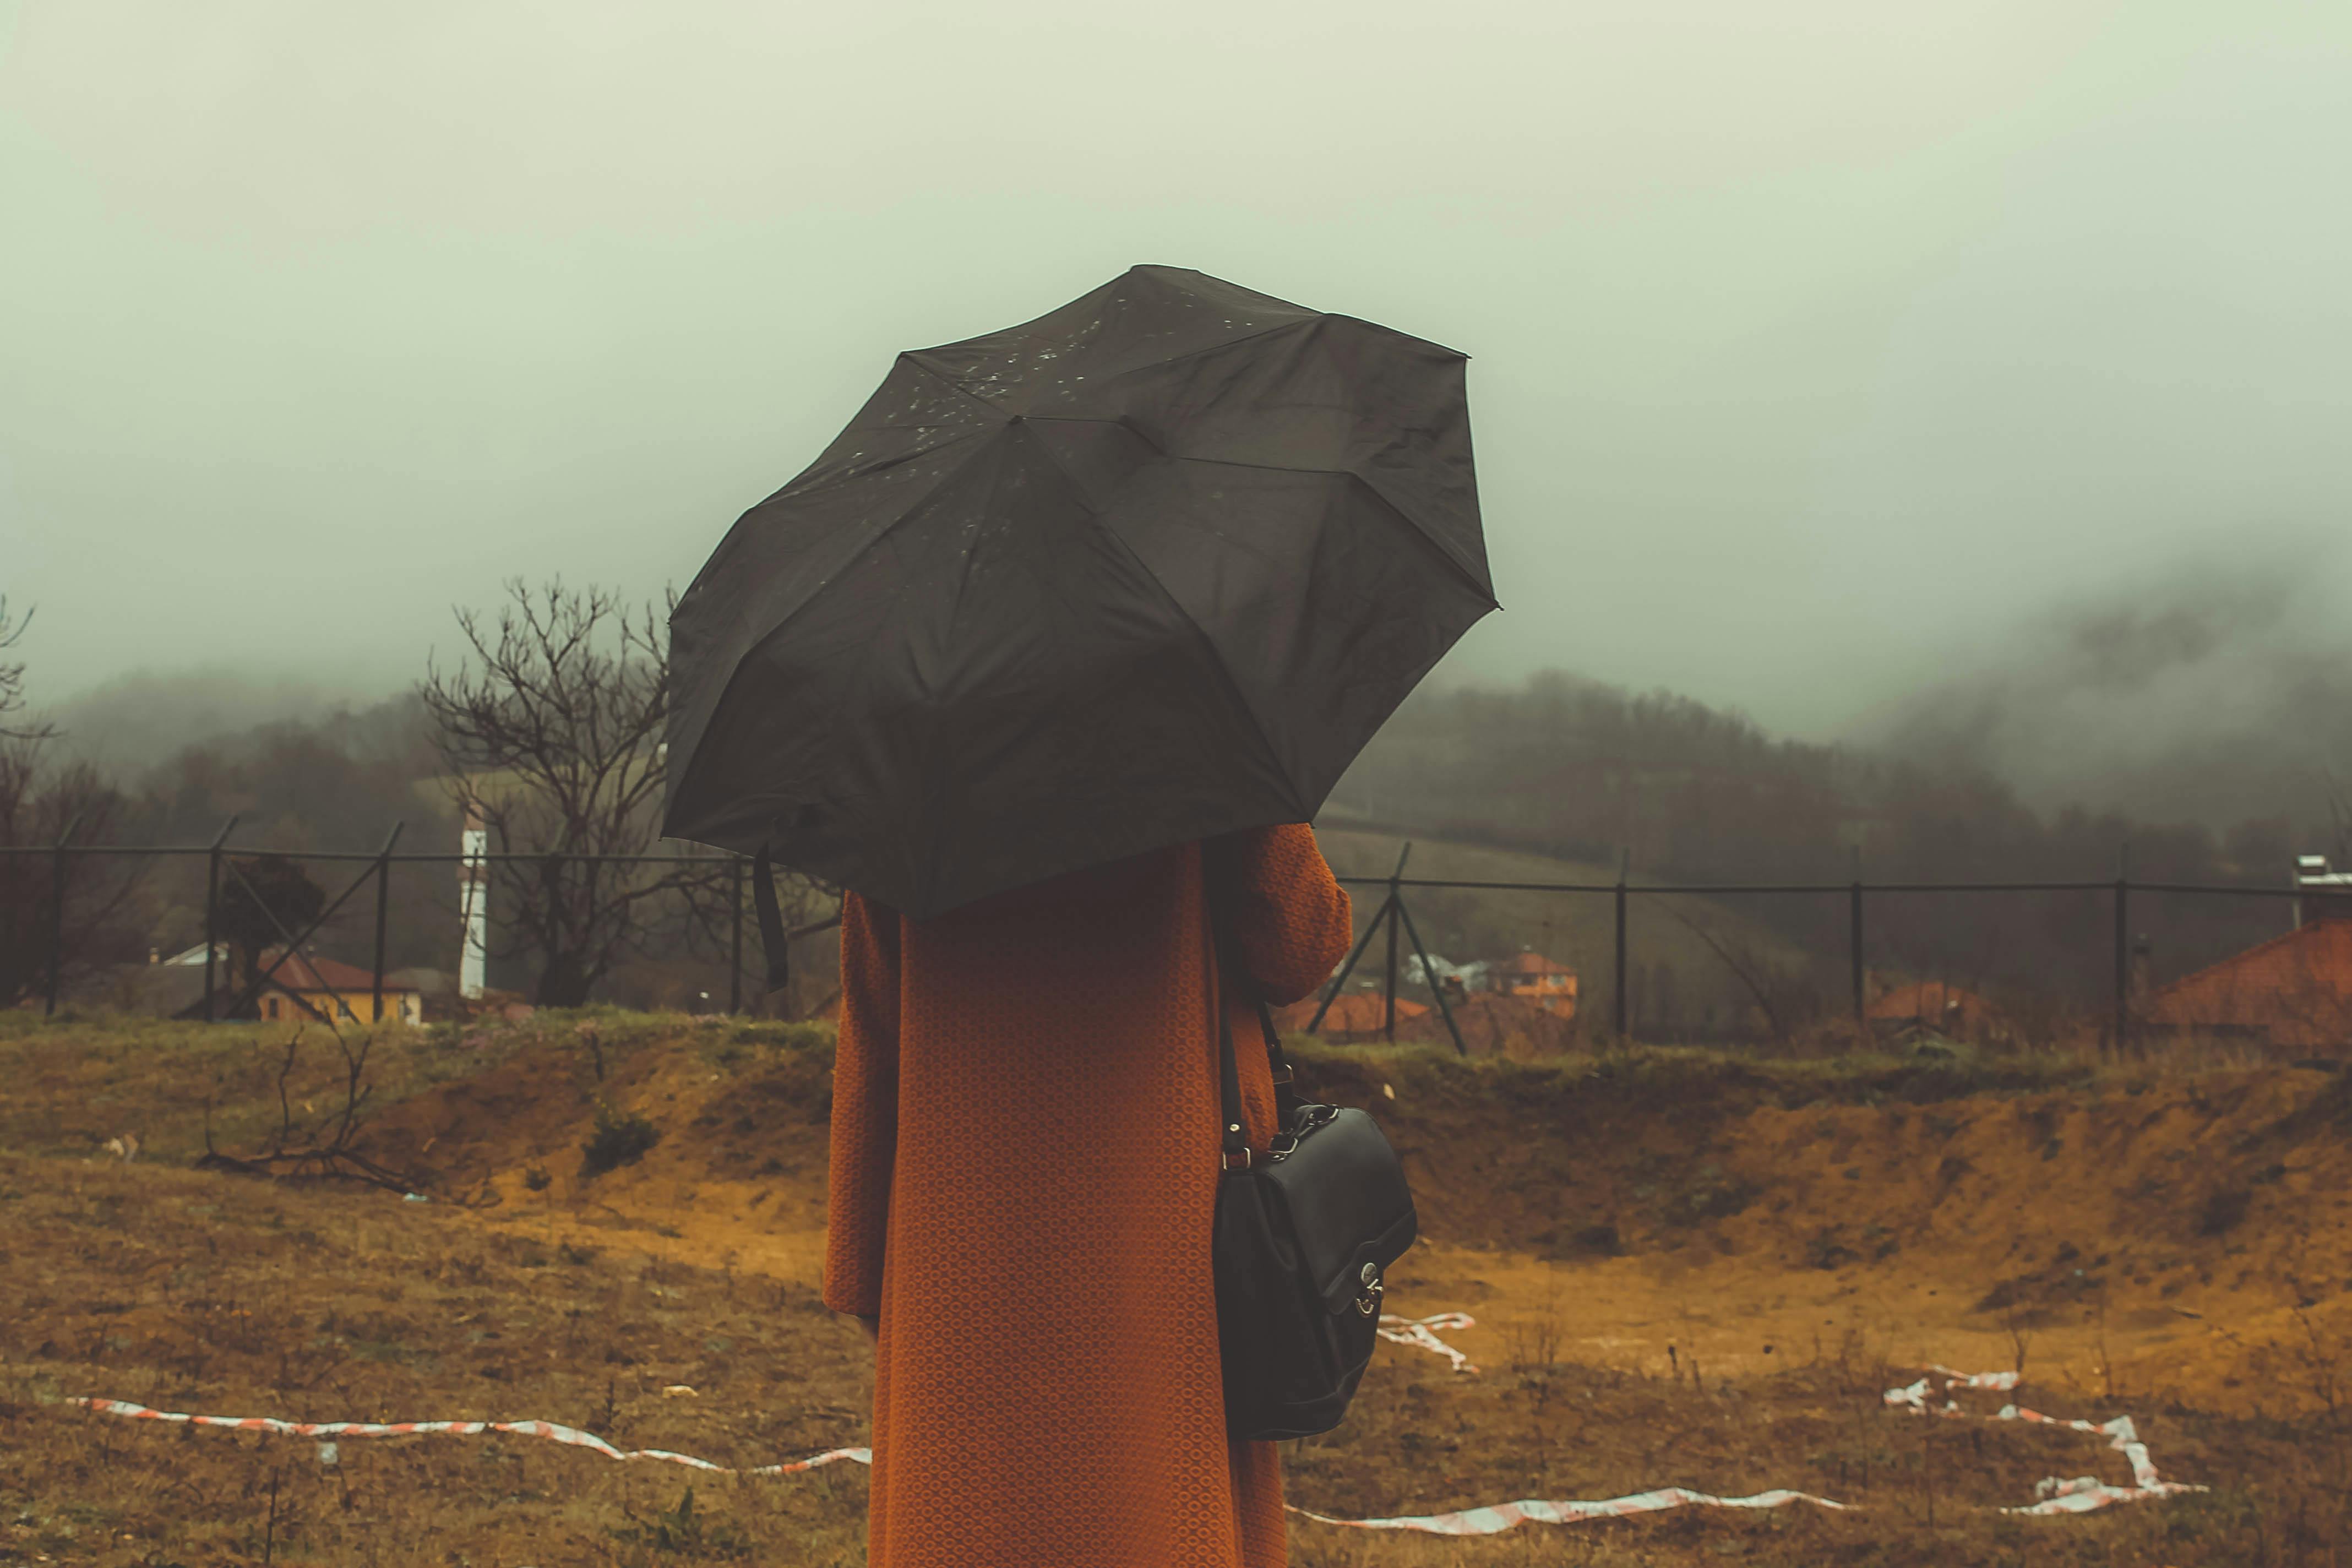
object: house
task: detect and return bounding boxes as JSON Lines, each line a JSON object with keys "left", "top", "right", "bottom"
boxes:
{"left": 62, "top": 947, "right": 418, "bottom": 1024}
{"left": 2145, "top": 897, "right": 2352, "bottom": 1053}
{"left": 254, "top": 950, "right": 424, "bottom": 1025}
{"left": 2296, "top": 854, "right": 2352, "bottom": 927}
{"left": 1272, "top": 992, "right": 1429, "bottom": 1042}
{"left": 1868, "top": 979, "right": 2009, "bottom": 1043}
{"left": 1492, "top": 951, "right": 1578, "bottom": 1017}
{"left": 1398, "top": 990, "right": 1578, "bottom": 1059}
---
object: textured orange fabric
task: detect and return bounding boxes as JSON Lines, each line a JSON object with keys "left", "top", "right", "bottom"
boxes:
{"left": 824, "top": 824, "right": 1352, "bottom": 1568}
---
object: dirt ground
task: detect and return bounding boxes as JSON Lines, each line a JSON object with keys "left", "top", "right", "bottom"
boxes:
{"left": 6, "top": 1011, "right": 2352, "bottom": 1565}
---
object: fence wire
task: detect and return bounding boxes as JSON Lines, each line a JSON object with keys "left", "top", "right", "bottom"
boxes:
{"left": 6, "top": 839, "right": 2340, "bottom": 1058}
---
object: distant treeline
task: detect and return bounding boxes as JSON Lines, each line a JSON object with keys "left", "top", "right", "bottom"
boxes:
{"left": 13, "top": 663, "right": 2341, "bottom": 1017}
{"left": 1337, "top": 671, "right": 2334, "bottom": 1006}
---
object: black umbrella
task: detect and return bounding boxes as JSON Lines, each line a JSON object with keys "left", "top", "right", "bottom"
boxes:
{"left": 663, "top": 264, "right": 1495, "bottom": 923}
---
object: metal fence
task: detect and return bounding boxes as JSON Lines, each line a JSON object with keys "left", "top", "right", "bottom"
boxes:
{"left": 1322, "top": 850, "right": 2329, "bottom": 1057}
{"left": 12, "top": 824, "right": 2344, "bottom": 1057}
{"left": 1, "top": 823, "right": 771, "bottom": 1022}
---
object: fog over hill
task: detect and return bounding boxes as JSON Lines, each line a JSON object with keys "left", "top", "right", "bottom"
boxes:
{"left": 33, "top": 555, "right": 2352, "bottom": 854}
{"left": 1847, "top": 543, "right": 2352, "bottom": 836}
{"left": 40, "top": 671, "right": 398, "bottom": 777}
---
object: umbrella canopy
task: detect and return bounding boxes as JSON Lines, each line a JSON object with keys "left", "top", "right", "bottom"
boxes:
{"left": 663, "top": 265, "right": 1495, "bottom": 919}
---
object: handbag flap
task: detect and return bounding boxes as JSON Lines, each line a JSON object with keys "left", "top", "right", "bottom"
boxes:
{"left": 1262, "top": 1107, "right": 1419, "bottom": 1315}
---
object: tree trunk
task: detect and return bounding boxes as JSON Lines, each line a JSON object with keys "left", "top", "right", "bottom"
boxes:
{"left": 534, "top": 949, "right": 593, "bottom": 1008}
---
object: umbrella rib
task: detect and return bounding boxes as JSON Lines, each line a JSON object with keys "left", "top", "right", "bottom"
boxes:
{"left": 899, "top": 356, "right": 1024, "bottom": 420}
{"left": 668, "top": 424, "right": 1008, "bottom": 820}
{"left": 1084, "top": 520, "right": 1309, "bottom": 826}
{"left": 1016, "top": 417, "right": 1493, "bottom": 606}
{"left": 902, "top": 315, "right": 1314, "bottom": 411}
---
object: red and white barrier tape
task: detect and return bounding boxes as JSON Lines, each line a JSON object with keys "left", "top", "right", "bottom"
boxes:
{"left": 63, "top": 1352, "right": 2203, "bottom": 1534}
{"left": 68, "top": 1389, "right": 1835, "bottom": 1538}
{"left": 1376, "top": 1311, "right": 1478, "bottom": 1373}
{"left": 68, "top": 1398, "right": 868, "bottom": 1476}
{"left": 1883, "top": 1369, "right": 2206, "bottom": 1514}
{"left": 1291, "top": 1487, "right": 1843, "bottom": 1535}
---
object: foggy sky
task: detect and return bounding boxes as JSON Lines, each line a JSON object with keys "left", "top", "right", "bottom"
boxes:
{"left": 6, "top": 2, "right": 2350, "bottom": 763}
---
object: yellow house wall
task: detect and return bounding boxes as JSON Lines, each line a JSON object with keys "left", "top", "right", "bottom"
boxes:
{"left": 260, "top": 989, "right": 423, "bottom": 1025}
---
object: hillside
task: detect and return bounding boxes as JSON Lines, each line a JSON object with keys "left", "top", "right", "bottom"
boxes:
{"left": 1314, "top": 826, "right": 1816, "bottom": 1037}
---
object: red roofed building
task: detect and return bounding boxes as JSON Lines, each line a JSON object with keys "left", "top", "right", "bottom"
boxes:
{"left": 1493, "top": 952, "right": 1578, "bottom": 1018}
{"left": 257, "top": 950, "right": 423, "bottom": 1025}
{"left": 2146, "top": 912, "right": 2352, "bottom": 1053}
{"left": 1273, "top": 991, "right": 1428, "bottom": 1043}
{"left": 1398, "top": 991, "right": 1577, "bottom": 1058}
{"left": 1868, "top": 980, "right": 2010, "bottom": 1042}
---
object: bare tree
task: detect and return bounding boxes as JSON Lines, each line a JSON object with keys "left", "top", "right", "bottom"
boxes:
{"left": 0, "top": 600, "right": 139, "bottom": 1005}
{"left": 418, "top": 579, "right": 725, "bottom": 1006}
{"left": 0, "top": 597, "right": 53, "bottom": 743}
{"left": 197, "top": 1020, "right": 426, "bottom": 1194}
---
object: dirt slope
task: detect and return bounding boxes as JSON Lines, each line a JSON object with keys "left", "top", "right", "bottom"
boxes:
{"left": 14, "top": 1012, "right": 2352, "bottom": 1565}
{"left": 339, "top": 1020, "right": 2352, "bottom": 1417}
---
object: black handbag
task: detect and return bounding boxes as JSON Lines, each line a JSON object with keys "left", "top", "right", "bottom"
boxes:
{"left": 1211, "top": 934, "right": 1419, "bottom": 1441}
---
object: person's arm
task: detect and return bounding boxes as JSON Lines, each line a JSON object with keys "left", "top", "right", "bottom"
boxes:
{"left": 1208, "top": 823, "right": 1353, "bottom": 1004}
{"left": 822, "top": 892, "right": 900, "bottom": 1322}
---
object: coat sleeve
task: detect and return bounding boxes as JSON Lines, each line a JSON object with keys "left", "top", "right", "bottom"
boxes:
{"left": 822, "top": 891, "right": 899, "bottom": 1318}
{"left": 1207, "top": 823, "right": 1354, "bottom": 1005}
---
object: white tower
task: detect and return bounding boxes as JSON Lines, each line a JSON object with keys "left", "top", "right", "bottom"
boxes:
{"left": 458, "top": 807, "right": 488, "bottom": 1000}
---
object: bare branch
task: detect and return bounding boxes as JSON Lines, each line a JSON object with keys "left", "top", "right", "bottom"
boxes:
{"left": 1658, "top": 896, "right": 1792, "bottom": 1041}
{"left": 417, "top": 579, "right": 695, "bottom": 1005}
{"left": 0, "top": 597, "right": 56, "bottom": 744}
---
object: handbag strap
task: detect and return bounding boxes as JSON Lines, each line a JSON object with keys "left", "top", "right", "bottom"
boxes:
{"left": 1211, "top": 913, "right": 1302, "bottom": 1170}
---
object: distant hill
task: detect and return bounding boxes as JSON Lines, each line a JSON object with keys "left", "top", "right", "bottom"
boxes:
{"left": 1311, "top": 825, "right": 1815, "bottom": 1040}
{"left": 45, "top": 671, "right": 409, "bottom": 776}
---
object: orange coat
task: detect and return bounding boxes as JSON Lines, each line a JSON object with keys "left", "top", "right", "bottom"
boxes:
{"left": 824, "top": 824, "right": 1352, "bottom": 1567}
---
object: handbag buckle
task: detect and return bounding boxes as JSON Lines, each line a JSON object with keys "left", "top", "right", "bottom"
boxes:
{"left": 1221, "top": 1146, "right": 1253, "bottom": 1169}
{"left": 1354, "top": 1262, "right": 1384, "bottom": 1316}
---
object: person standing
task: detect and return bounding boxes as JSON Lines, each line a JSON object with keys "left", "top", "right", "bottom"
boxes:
{"left": 824, "top": 822, "right": 1351, "bottom": 1567}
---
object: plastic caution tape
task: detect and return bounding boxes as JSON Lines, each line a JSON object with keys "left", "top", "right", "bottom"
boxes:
{"left": 1376, "top": 1311, "right": 1478, "bottom": 1373}
{"left": 68, "top": 1398, "right": 869, "bottom": 1477}
{"left": 1882, "top": 1368, "right": 2206, "bottom": 1514}
{"left": 64, "top": 1353, "right": 2204, "bottom": 1532}
{"left": 1291, "top": 1487, "right": 1844, "bottom": 1535}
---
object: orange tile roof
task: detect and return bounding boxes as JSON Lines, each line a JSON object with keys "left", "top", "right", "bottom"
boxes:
{"left": 2148, "top": 919, "right": 2352, "bottom": 1048}
{"left": 1273, "top": 992, "right": 1429, "bottom": 1037}
{"left": 261, "top": 951, "right": 412, "bottom": 994}
{"left": 1868, "top": 981, "right": 2000, "bottom": 1026}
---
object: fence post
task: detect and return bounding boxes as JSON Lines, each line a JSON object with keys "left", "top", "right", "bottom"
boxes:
{"left": 202, "top": 815, "right": 238, "bottom": 1023}
{"left": 1394, "top": 895, "right": 1469, "bottom": 1057}
{"left": 1382, "top": 843, "right": 1410, "bottom": 1043}
{"left": 547, "top": 851, "right": 565, "bottom": 1003}
{"left": 2113, "top": 842, "right": 2131, "bottom": 1060}
{"left": 1849, "top": 846, "right": 1865, "bottom": 1027}
{"left": 372, "top": 821, "right": 404, "bottom": 1023}
{"left": 44, "top": 813, "right": 83, "bottom": 1017}
{"left": 729, "top": 857, "right": 747, "bottom": 1014}
{"left": 1306, "top": 892, "right": 1391, "bottom": 1036}
{"left": 1613, "top": 847, "right": 1629, "bottom": 1040}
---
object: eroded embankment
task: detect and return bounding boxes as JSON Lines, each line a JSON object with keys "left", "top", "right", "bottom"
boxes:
{"left": 340, "top": 1020, "right": 2352, "bottom": 1413}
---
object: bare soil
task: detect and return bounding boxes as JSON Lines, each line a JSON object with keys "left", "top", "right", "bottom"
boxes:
{"left": 6, "top": 1011, "right": 2351, "bottom": 1565}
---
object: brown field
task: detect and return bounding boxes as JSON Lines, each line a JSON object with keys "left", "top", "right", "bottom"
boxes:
{"left": 7, "top": 1011, "right": 2352, "bottom": 1565}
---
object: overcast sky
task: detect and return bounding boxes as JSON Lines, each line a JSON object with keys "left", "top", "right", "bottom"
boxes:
{"left": 4, "top": 0, "right": 2348, "bottom": 746}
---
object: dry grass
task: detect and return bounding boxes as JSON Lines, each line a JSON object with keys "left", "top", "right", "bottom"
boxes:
{"left": 0, "top": 1145, "right": 873, "bottom": 1566}
{"left": 7, "top": 1012, "right": 2352, "bottom": 1564}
